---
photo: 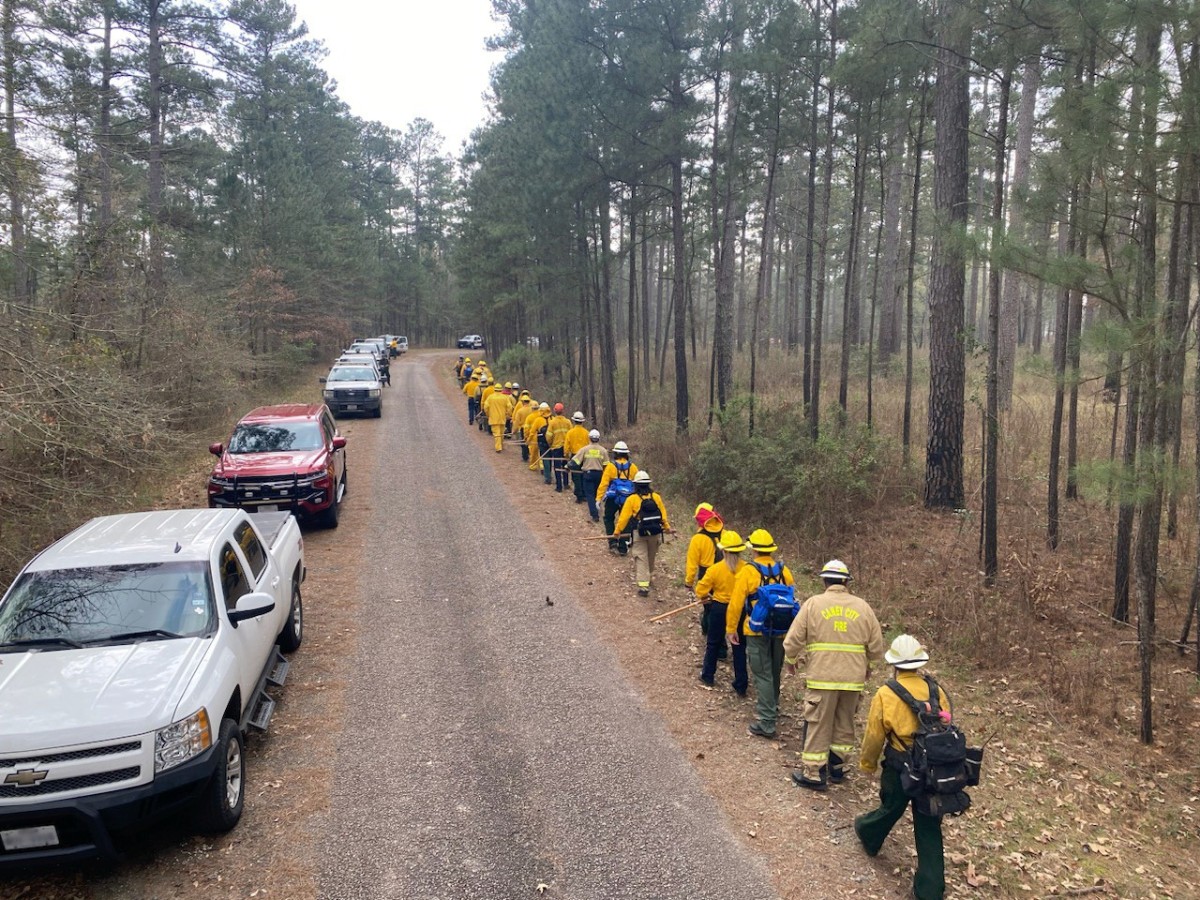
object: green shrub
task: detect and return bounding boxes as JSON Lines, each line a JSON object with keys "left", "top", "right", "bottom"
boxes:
{"left": 677, "top": 405, "right": 900, "bottom": 542}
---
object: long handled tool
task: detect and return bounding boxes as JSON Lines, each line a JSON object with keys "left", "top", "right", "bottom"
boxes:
{"left": 650, "top": 598, "right": 703, "bottom": 623}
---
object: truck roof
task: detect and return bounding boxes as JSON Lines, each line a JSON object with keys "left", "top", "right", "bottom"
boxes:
{"left": 26, "top": 509, "right": 246, "bottom": 572}
{"left": 240, "top": 403, "right": 324, "bottom": 423}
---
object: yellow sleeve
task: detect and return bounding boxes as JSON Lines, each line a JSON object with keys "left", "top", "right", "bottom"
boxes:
{"left": 695, "top": 564, "right": 717, "bottom": 600}
{"left": 614, "top": 494, "right": 639, "bottom": 535}
{"left": 685, "top": 535, "right": 703, "bottom": 586}
{"left": 596, "top": 465, "right": 613, "bottom": 502}
{"left": 860, "top": 689, "right": 887, "bottom": 773}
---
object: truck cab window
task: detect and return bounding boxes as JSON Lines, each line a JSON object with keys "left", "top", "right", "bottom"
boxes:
{"left": 219, "top": 544, "right": 252, "bottom": 609}
{"left": 233, "top": 522, "right": 267, "bottom": 581}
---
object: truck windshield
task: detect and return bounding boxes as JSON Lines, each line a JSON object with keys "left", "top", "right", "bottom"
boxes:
{"left": 228, "top": 422, "right": 323, "bottom": 453}
{"left": 327, "top": 367, "right": 376, "bottom": 382}
{"left": 0, "top": 561, "right": 214, "bottom": 648}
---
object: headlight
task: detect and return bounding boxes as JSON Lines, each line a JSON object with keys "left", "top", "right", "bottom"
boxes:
{"left": 297, "top": 470, "right": 325, "bottom": 486}
{"left": 209, "top": 477, "right": 233, "bottom": 490}
{"left": 323, "top": 389, "right": 335, "bottom": 399}
{"left": 155, "top": 708, "right": 211, "bottom": 773}
{"left": 368, "top": 388, "right": 381, "bottom": 398}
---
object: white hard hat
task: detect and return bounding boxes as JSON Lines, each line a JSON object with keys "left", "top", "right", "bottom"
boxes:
{"left": 633, "top": 470, "right": 651, "bottom": 484}
{"left": 884, "top": 634, "right": 930, "bottom": 670}
{"left": 612, "top": 441, "right": 629, "bottom": 453}
{"left": 539, "top": 402, "right": 550, "bottom": 411}
{"left": 820, "top": 558, "right": 851, "bottom": 581}
{"left": 588, "top": 429, "right": 601, "bottom": 441}
{"left": 572, "top": 411, "right": 585, "bottom": 423}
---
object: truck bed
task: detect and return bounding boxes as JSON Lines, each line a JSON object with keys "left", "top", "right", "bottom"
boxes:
{"left": 248, "top": 510, "right": 297, "bottom": 552}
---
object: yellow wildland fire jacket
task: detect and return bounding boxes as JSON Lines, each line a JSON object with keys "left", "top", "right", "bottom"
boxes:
{"left": 783, "top": 584, "right": 885, "bottom": 692}
{"left": 859, "top": 670, "right": 952, "bottom": 773}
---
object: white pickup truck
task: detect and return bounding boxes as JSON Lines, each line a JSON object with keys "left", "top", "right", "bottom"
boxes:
{"left": 0, "top": 508, "right": 304, "bottom": 868}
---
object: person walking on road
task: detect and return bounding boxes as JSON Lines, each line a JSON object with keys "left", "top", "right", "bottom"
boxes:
{"left": 511, "top": 392, "right": 535, "bottom": 461}
{"left": 483, "top": 381, "right": 513, "bottom": 452}
{"left": 726, "top": 529, "right": 794, "bottom": 739}
{"left": 564, "top": 412, "right": 590, "bottom": 502}
{"left": 686, "top": 503, "right": 726, "bottom": 652}
{"left": 464, "top": 370, "right": 483, "bottom": 425}
{"left": 570, "top": 430, "right": 609, "bottom": 522}
{"left": 479, "top": 377, "right": 497, "bottom": 431}
{"left": 614, "top": 471, "right": 671, "bottom": 597}
{"left": 543, "top": 403, "right": 572, "bottom": 490}
{"left": 597, "top": 442, "right": 638, "bottom": 555}
{"left": 455, "top": 356, "right": 466, "bottom": 383}
{"left": 784, "top": 559, "right": 884, "bottom": 790}
{"left": 855, "top": 635, "right": 951, "bottom": 900}
{"left": 526, "top": 402, "right": 549, "bottom": 473}
{"left": 694, "top": 530, "right": 748, "bottom": 696}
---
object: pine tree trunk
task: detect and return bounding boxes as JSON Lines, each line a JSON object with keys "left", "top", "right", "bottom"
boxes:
{"left": 877, "top": 109, "right": 906, "bottom": 365}
{"left": 809, "top": 0, "right": 837, "bottom": 441}
{"left": 2, "top": 0, "right": 28, "bottom": 313}
{"left": 924, "top": 2, "right": 970, "bottom": 510}
{"left": 983, "top": 71, "right": 1010, "bottom": 583}
{"left": 627, "top": 188, "right": 638, "bottom": 425}
{"left": 902, "top": 78, "right": 928, "bottom": 465}
{"left": 998, "top": 58, "right": 1040, "bottom": 410}
{"left": 671, "top": 72, "right": 690, "bottom": 434}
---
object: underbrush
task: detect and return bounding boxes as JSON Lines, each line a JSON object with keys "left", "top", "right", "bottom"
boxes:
{"left": 660, "top": 398, "right": 915, "bottom": 546}
{"left": 0, "top": 309, "right": 338, "bottom": 586}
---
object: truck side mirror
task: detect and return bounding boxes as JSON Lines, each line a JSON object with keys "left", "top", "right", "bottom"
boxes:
{"left": 228, "top": 591, "right": 276, "bottom": 625}
{"left": 318, "top": 376, "right": 327, "bottom": 384}
{"left": 332, "top": 436, "right": 347, "bottom": 450}
{"left": 209, "top": 442, "right": 224, "bottom": 456}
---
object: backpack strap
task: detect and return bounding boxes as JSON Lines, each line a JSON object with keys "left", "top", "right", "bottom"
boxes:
{"left": 886, "top": 675, "right": 944, "bottom": 718}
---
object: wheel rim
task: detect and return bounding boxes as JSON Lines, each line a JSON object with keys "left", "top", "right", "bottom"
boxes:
{"left": 225, "top": 738, "right": 242, "bottom": 809}
{"left": 291, "top": 590, "right": 303, "bottom": 639}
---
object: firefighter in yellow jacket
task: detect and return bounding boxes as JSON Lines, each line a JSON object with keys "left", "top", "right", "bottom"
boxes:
{"left": 463, "top": 370, "right": 483, "bottom": 425}
{"left": 596, "top": 442, "right": 638, "bottom": 554}
{"left": 525, "top": 402, "right": 549, "bottom": 471}
{"left": 543, "top": 403, "right": 572, "bottom": 489}
{"left": 563, "top": 412, "right": 590, "bottom": 502}
{"left": 511, "top": 392, "right": 535, "bottom": 461}
{"left": 483, "top": 382, "right": 512, "bottom": 452}
{"left": 694, "top": 530, "right": 748, "bottom": 695}
{"left": 614, "top": 471, "right": 672, "bottom": 596}
{"left": 726, "top": 529, "right": 795, "bottom": 739}
{"left": 686, "top": 502, "right": 725, "bottom": 653}
{"left": 783, "top": 558, "right": 885, "bottom": 790}
{"left": 856, "top": 634, "right": 951, "bottom": 900}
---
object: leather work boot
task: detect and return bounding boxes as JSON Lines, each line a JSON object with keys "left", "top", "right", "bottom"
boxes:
{"left": 791, "top": 769, "right": 828, "bottom": 792}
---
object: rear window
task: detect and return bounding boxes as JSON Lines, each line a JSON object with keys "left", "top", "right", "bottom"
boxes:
{"left": 328, "top": 367, "right": 376, "bottom": 382}
{"left": 229, "top": 422, "right": 323, "bottom": 453}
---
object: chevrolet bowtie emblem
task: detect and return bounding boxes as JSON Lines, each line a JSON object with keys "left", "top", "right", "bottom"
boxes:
{"left": 4, "top": 768, "right": 49, "bottom": 787}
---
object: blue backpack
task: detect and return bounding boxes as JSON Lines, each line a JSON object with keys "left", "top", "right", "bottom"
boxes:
{"left": 746, "top": 562, "right": 799, "bottom": 636}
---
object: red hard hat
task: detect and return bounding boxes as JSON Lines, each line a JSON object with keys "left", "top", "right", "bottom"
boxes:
{"left": 553, "top": 402, "right": 564, "bottom": 413}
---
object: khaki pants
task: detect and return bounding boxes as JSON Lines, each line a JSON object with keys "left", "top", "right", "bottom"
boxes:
{"left": 799, "top": 688, "right": 861, "bottom": 779}
{"left": 630, "top": 533, "right": 663, "bottom": 589}
{"left": 491, "top": 424, "right": 504, "bottom": 451}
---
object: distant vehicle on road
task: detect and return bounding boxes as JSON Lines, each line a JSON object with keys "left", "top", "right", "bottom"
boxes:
{"left": 457, "top": 334, "right": 485, "bottom": 350}
{"left": 322, "top": 364, "right": 384, "bottom": 420}
{"left": 0, "top": 507, "right": 304, "bottom": 867}
{"left": 208, "top": 404, "right": 348, "bottom": 527}
{"left": 346, "top": 341, "right": 390, "bottom": 384}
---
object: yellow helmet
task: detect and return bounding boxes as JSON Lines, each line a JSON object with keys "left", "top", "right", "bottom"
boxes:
{"left": 718, "top": 530, "right": 747, "bottom": 553}
{"left": 748, "top": 529, "right": 777, "bottom": 554}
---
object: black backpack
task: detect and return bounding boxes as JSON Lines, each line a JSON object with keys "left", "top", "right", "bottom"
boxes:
{"left": 696, "top": 531, "right": 724, "bottom": 582}
{"left": 636, "top": 494, "right": 664, "bottom": 536}
{"left": 537, "top": 421, "right": 550, "bottom": 452}
{"left": 886, "top": 675, "right": 981, "bottom": 818}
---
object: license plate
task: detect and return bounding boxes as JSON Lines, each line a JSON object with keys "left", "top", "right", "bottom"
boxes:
{"left": 256, "top": 504, "right": 279, "bottom": 512}
{"left": 1, "top": 825, "right": 59, "bottom": 851}
{"left": 345, "top": 404, "right": 358, "bottom": 410}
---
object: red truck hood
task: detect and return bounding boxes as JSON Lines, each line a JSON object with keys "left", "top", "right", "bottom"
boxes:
{"left": 215, "top": 449, "right": 328, "bottom": 478}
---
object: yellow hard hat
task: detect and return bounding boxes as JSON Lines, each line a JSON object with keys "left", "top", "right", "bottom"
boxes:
{"left": 748, "top": 529, "right": 777, "bottom": 554}
{"left": 718, "top": 530, "right": 746, "bottom": 553}
{"left": 504, "top": 382, "right": 512, "bottom": 389}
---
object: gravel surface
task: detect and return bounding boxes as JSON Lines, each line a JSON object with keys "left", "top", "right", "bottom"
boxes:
{"left": 316, "top": 362, "right": 778, "bottom": 900}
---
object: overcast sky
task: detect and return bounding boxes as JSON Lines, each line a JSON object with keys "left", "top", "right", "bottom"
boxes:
{"left": 288, "top": 0, "right": 504, "bottom": 155}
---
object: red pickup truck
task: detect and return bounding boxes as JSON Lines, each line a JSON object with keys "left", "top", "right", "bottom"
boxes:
{"left": 207, "top": 404, "right": 348, "bottom": 527}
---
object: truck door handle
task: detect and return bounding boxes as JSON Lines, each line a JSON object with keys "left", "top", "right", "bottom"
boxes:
{"left": 270, "top": 577, "right": 280, "bottom": 589}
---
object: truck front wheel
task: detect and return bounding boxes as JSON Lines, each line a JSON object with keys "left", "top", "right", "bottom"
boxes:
{"left": 194, "top": 718, "right": 245, "bottom": 834}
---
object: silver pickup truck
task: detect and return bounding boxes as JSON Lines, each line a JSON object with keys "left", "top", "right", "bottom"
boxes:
{"left": 0, "top": 508, "right": 304, "bottom": 867}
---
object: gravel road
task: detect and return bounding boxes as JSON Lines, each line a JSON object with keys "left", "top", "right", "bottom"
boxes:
{"left": 316, "top": 359, "right": 779, "bottom": 900}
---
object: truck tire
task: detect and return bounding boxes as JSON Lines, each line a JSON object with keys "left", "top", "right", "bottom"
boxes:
{"left": 373, "top": 405, "right": 383, "bottom": 419}
{"left": 194, "top": 718, "right": 244, "bottom": 834}
{"left": 318, "top": 474, "right": 343, "bottom": 528}
{"left": 277, "top": 581, "right": 303, "bottom": 652}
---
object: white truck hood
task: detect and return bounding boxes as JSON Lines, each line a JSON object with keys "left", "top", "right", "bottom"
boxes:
{"left": 0, "top": 638, "right": 211, "bottom": 752}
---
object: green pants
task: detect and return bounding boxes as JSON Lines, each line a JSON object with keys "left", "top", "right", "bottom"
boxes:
{"left": 855, "top": 766, "right": 945, "bottom": 900}
{"left": 746, "top": 634, "right": 785, "bottom": 733}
